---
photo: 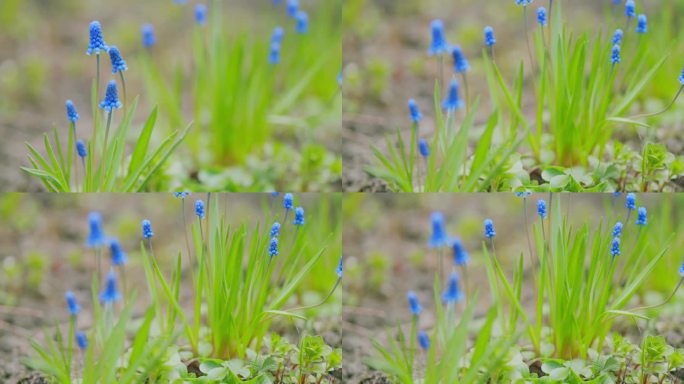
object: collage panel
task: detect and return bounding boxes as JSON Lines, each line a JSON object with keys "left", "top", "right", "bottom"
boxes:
{"left": 343, "top": 193, "right": 684, "bottom": 383}
{"left": 0, "top": 0, "right": 341, "bottom": 192}
{"left": 0, "top": 193, "right": 342, "bottom": 382}
{"left": 342, "top": 0, "right": 684, "bottom": 192}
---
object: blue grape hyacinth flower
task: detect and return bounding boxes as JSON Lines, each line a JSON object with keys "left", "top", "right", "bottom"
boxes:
{"left": 86, "top": 212, "right": 107, "bottom": 248}
{"left": 442, "top": 271, "right": 464, "bottom": 303}
{"left": 613, "top": 222, "right": 623, "bottom": 237}
{"left": 87, "top": 21, "right": 108, "bottom": 56}
{"left": 195, "top": 200, "right": 205, "bottom": 219}
{"left": 272, "top": 27, "right": 285, "bottom": 44}
{"left": 195, "top": 4, "right": 208, "bottom": 26}
{"left": 99, "top": 270, "right": 122, "bottom": 303}
{"left": 109, "top": 239, "right": 128, "bottom": 266}
{"left": 679, "top": 67, "right": 684, "bottom": 86}
{"left": 100, "top": 80, "right": 122, "bottom": 112}
{"left": 452, "top": 239, "right": 469, "bottom": 266}
{"left": 484, "top": 26, "right": 496, "bottom": 47}
{"left": 636, "top": 207, "right": 647, "bottom": 226}
{"left": 612, "top": 29, "right": 623, "bottom": 45}
{"left": 611, "top": 44, "right": 621, "bottom": 65}
{"left": 626, "top": 193, "right": 636, "bottom": 211}
{"left": 283, "top": 193, "right": 294, "bottom": 211}
{"left": 418, "top": 331, "right": 430, "bottom": 350}
{"left": 293, "top": 207, "right": 304, "bottom": 226}
{"left": 407, "top": 291, "right": 422, "bottom": 316}
{"left": 611, "top": 237, "right": 621, "bottom": 257}
{"left": 419, "top": 139, "right": 430, "bottom": 159}
{"left": 295, "top": 11, "right": 308, "bottom": 34}
{"left": 65, "top": 291, "right": 80, "bottom": 316}
{"left": 428, "top": 212, "right": 449, "bottom": 248}
{"left": 271, "top": 222, "right": 281, "bottom": 237}
{"left": 442, "top": 79, "right": 464, "bottom": 111}
{"left": 516, "top": 0, "right": 532, "bottom": 5}
{"left": 142, "top": 24, "right": 156, "bottom": 48}
{"left": 679, "top": 261, "right": 684, "bottom": 277}
{"left": 428, "top": 20, "right": 449, "bottom": 56}
{"left": 269, "top": 237, "right": 279, "bottom": 257}
{"left": 142, "top": 219, "right": 154, "bottom": 239}
{"left": 76, "top": 331, "right": 88, "bottom": 351}
{"left": 408, "top": 99, "right": 422, "bottom": 123}
{"left": 636, "top": 14, "right": 647, "bottom": 34}
{"left": 484, "top": 219, "right": 496, "bottom": 239}
{"left": 537, "top": 199, "right": 547, "bottom": 219}
{"left": 76, "top": 140, "right": 87, "bottom": 158}
{"left": 625, "top": 0, "right": 635, "bottom": 18}
{"left": 108, "top": 47, "right": 127, "bottom": 74}
{"left": 537, "top": 7, "right": 547, "bottom": 26}
{"left": 66, "top": 100, "right": 80, "bottom": 123}
{"left": 336, "top": 256, "right": 343, "bottom": 278}
{"left": 269, "top": 42, "right": 281, "bottom": 65}
{"left": 451, "top": 46, "right": 470, "bottom": 73}
{"left": 286, "top": 0, "right": 298, "bottom": 17}
{"left": 173, "top": 192, "right": 190, "bottom": 199}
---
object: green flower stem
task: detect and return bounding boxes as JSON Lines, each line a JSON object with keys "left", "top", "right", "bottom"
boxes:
{"left": 102, "top": 111, "right": 113, "bottom": 174}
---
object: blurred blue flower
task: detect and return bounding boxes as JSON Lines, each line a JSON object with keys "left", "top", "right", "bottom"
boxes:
{"left": 418, "top": 331, "right": 430, "bottom": 350}
{"left": 442, "top": 79, "right": 464, "bottom": 111}
{"left": 87, "top": 21, "right": 108, "bottom": 55}
{"left": 195, "top": 4, "right": 208, "bottom": 26}
{"left": 451, "top": 239, "right": 469, "bottom": 266}
{"left": 636, "top": 207, "right": 647, "bottom": 226}
{"left": 612, "top": 29, "right": 623, "bottom": 45}
{"left": 484, "top": 219, "right": 496, "bottom": 239}
{"left": 679, "top": 261, "right": 684, "bottom": 277}
{"left": 272, "top": 27, "right": 285, "bottom": 44}
{"left": 271, "top": 222, "right": 281, "bottom": 237}
{"left": 428, "top": 19, "right": 449, "bottom": 56}
{"left": 419, "top": 139, "right": 430, "bottom": 159}
{"left": 76, "top": 140, "right": 87, "bottom": 158}
{"left": 286, "top": 0, "right": 298, "bottom": 17}
{"left": 195, "top": 200, "right": 205, "bottom": 219}
{"left": 76, "top": 331, "right": 88, "bottom": 350}
{"left": 408, "top": 99, "right": 422, "bottom": 123}
{"left": 65, "top": 291, "right": 80, "bottom": 316}
{"left": 100, "top": 80, "right": 122, "bottom": 112}
{"left": 86, "top": 212, "right": 107, "bottom": 248}
{"left": 611, "top": 44, "right": 621, "bottom": 65}
{"left": 99, "top": 270, "right": 122, "bottom": 303}
{"left": 636, "top": 14, "right": 647, "bottom": 33}
{"left": 611, "top": 237, "right": 621, "bottom": 257}
{"left": 269, "top": 42, "right": 281, "bottom": 65}
{"left": 142, "top": 219, "right": 154, "bottom": 239}
{"left": 442, "top": 271, "right": 464, "bottom": 303}
{"left": 537, "top": 7, "right": 547, "bottom": 26}
{"left": 428, "top": 212, "right": 449, "bottom": 248}
{"left": 142, "top": 24, "right": 156, "bottom": 48}
{"left": 174, "top": 192, "right": 190, "bottom": 199}
{"left": 537, "top": 199, "right": 547, "bottom": 219}
{"left": 625, "top": 0, "right": 635, "bottom": 18}
{"left": 407, "top": 291, "right": 422, "bottom": 316}
{"left": 484, "top": 26, "right": 496, "bottom": 47}
{"left": 336, "top": 256, "right": 343, "bottom": 278}
{"left": 516, "top": 0, "right": 532, "bottom": 5}
{"left": 269, "top": 237, "right": 279, "bottom": 257}
{"left": 283, "top": 193, "right": 294, "bottom": 211}
{"left": 109, "top": 238, "right": 128, "bottom": 266}
{"left": 626, "top": 193, "right": 636, "bottom": 211}
{"left": 108, "top": 46, "right": 128, "bottom": 74}
{"left": 295, "top": 11, "right": 308, "bottom": 34}
{"left": 66, "top": 100, "right": 80, "bottom": 123}
{"left": 679, "top": 67, "right": 684, "bottom": 86}
{"left": 612, "top": 222, "right": 623, "bottom": 237}
{"left": 293, "top": 207, "right": 304, "bottom": 226}
{"left": 451, "top": 46, "right": 470, "bottom": 73}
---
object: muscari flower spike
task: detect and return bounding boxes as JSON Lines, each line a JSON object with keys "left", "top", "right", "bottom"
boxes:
{"left": 442, "top": 271, "right": 464, "bottom": 303}
{"left": 679, "top": 260, "right": 684, "bottom": 277}
{"left": 452, "top": 239, "right": 469, "bottom": 266}
{"left": 109, "top": 239, "right": 128, "bottom": 266}
{"left": 611, "top": 237, "right": 621, "bottom": 257}
{"left": 195, "top": 200, "right": 205, "bottom": 219}
{"left": 537, "top": 7, "right": 547, "bottom": 26}
{"left": 407, "top": 291, "right": 422, "bottom": 316}
{"left": 336, "top": 256, "right": 343, "bottom": 278}
{"left": 142, "top": 24, "right": 156, "bottom": 48}
{"left": 484, "top": 26, "right": 496, "bottom": 47}
{"left": 65, "top": 291, "right": 80, "bottom": 316}
{"left": 99, "top": 270, "right": 122, "bottom": 303}
{"left": 76, "top": 140, "right": 87, "bottom": 158}
{"left": 515, "top": 0, "right": 533, "bottom": 5}
{"left": 293, "top": 207, "right": 304, "bottom": 226}
{"left": 66, "top": 100, "right": 79, "bottom": 123}
{"left": 484, "top": 219, "right": 496, "bottom": 239}
{"left": 428, "top": 212, "right": 449, "bottom": 248}
{"left": 283, "top": 193, "right": 294, "bottom": 211}
{"left": 679, "top": 66, "right": 684, "bottom": 86}
{"left": 272, "top": 27, "right": 285, "bottom": 44}
{"left": 428, "top": 19, "right": 449, "bottom": 56}
{"left": 419, "top": 139, "right": 430, "bottom": 159}
{"left": 636, "top": 14, "right": 647, "bottom": 34}
{"left": 86, "top": 212, "right": 107, "bottom": 248}
{"left": 108, "top": 46, "right": 127, "bottom": 74}
{"left": 418, "top": 331, "right": 430, "bottom": 350}
{"left": 613, "top": 0, "right": 622, "bottom": 4}
{"left": 269, "top": 237, "right": 279, "bottom": 257}
{"left": 611, "top": 45, "right": 621, "bottom": 65}
{"left": 195, "top": 4, "right": 208, "bottom": 26}
{"left": 271, "top": 222, "right": 281, "bottom": 237}
{"left": 636, "top": 207, "right": 647, "bottom": 226}
{"left": 142, "top": 219, "right": 154, "bottom": 239}
{"left": 537, "top": 199, "right": 547, "bottom": 219}
{"left": 451, "top": 46, "right": 470, "bottom": 73}
{"left": 173, "top": 192, "right": 190, "bottom": 199}
{"left": 76, "top": 331, "right": 88, "bottom": 350}
{"left": 408, "top": 99, "right": 422, "bottom": 123}
{"left": 625, "top": 0, "right": 635, "bottom": 18}
{"left": 269, "top": 42, "right": 281, "bottom": 65}
{"left": 613, "top": 222, "right": 623, "bottom": 238}
{"left": 626, "top": 193, "right": 636, "bottom": 211}
{"left": 286, "top": 0, "right": 298, "bottom": 17}
{"left": 100, "top": 80, "right": 122, "bottom": 112}
{"left": 442, "top": 79, "right": 464, "bottom": 111}
{"left": 87, "top": 21, "right": 108, "bottom": 56}
{"left": 295, "top": 11, "right": 309, "bottom": 34}
{"left": 612, "top": 29, "right": 624, "bottom": 45}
